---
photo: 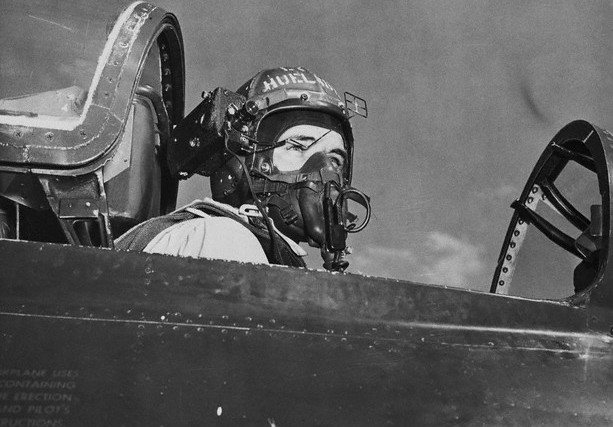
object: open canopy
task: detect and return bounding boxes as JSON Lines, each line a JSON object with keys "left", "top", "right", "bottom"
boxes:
{"left": 0, "top": 1, "right": 184, "bottom": 173}
{"left": 1, "top": 1, "right": 134, "bottom": 119}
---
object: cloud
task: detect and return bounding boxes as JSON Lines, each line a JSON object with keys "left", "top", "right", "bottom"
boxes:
{"left": 421, "top": 231, "right": 487, "bottom": 289}
{"left": 350, "top": 231, "right": 487, "bottom": 290}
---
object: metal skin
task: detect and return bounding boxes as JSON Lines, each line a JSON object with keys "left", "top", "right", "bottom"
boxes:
{"left": 1, "top": 237, "right": 613, "bottom": 426}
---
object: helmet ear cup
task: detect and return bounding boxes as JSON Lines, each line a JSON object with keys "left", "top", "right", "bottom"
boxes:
{"left": 210, "top": 158, "right": 250, "bottom": 206}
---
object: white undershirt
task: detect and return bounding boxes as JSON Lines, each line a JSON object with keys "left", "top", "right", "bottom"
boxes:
{"left": 142, "top": 198, "right": 306, "bottom": 264}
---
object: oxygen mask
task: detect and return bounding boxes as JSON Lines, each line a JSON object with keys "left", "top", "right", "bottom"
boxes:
{"left": 258, "top": 152, "right": 371, "bottom": 272}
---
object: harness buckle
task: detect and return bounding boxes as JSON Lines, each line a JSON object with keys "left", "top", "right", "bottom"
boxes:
{"left": 238, "top": 204, "right": 263, "bottom": 218}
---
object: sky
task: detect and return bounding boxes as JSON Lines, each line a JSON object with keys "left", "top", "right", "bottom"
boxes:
{"left": 156, "top": 0, "right": 613, "bottom": 292}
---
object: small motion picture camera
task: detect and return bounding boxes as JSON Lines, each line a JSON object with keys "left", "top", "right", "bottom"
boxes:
{"left": 166, "top": 87, "right": 258, "bottom": 179}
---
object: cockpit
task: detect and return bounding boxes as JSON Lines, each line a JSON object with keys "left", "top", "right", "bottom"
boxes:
{"left": 2, "top": 2, "right": 613, "bottom": 306}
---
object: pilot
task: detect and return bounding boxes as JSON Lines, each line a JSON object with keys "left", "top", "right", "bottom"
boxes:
{"left": 116, "top": 66, "right": 370, "bottom": 272}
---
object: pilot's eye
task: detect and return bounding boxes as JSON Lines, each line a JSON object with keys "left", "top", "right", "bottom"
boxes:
{"left": 329, "top": 154, "right": 344, "bottom": 169}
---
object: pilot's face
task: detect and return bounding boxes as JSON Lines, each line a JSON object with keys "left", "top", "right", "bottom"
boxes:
{"left": 272, "top": 124, "right": 347, "bottom": 173}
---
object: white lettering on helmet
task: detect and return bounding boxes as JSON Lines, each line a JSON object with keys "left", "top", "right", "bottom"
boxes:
{"left": 276, "top": 75, "right": 290, "bottom": 86}
{"left": 301, "top": 73, "right": 317, "bottom": 84}
{"left": 259, "top": 69, "right": 339, "bottom": 97}
{"left": 263, "top": 77, "right": 278, "bottom": 92}
{"left": 289, "top": 73, "right": 304, "bottom": 84}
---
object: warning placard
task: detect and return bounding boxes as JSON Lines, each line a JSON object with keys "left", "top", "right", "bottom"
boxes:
{"left": 0, "top": 369, "right": 79, "bottom": 427}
